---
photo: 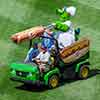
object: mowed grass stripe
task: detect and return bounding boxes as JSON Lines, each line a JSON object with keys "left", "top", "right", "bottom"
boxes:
{"left": 0, "top": 15, "right": 28, "bottom": 40}
{"left": 0, "top": 16, "right": 29, "bottom": 64}
{"left": 0, "top": 0, "right": 31, "bottom": 23}
{"left": 95, "top": 75, "right": 100, "bottom": 99}
{"left": 72, "top": 1, "right": 100, "bottom": 33}
{"left": 0, "top": 0, "right": 57, "bottom": 26}
{"left": 76, "top": 0, "right": 100, "bottom": 10}
{"left": 0, "top": 0, "right": 99, "bottom": 35}
{"left": 0, "top": 40, "right": 14, "bottom": 65}
{"left": 59, "top": 78, "right": 96, "bottom": 100}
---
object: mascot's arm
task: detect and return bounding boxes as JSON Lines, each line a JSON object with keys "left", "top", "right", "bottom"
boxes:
{"left": 55, "top": 21, "right": 69, "bottom": 32}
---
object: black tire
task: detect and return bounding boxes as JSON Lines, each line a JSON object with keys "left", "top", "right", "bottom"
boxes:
{"left": 78, "top": 65, "right": 89, "bottom": 79}
{"left": 48, "top": 75, "right": 59, "bottom": 89}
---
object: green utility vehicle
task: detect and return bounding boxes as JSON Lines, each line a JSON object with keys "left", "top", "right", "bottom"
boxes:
{"left": 10, "top": 35, "right": 90, "bottom": 88}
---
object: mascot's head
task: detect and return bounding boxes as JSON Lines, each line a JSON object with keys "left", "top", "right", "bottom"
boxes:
{"left": 56, "top": 6, "right": 76, "bottom": 21}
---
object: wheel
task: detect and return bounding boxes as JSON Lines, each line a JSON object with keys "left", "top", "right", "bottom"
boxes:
{"left": 48, "top": 75, "right": 59, "bottom": 88}
{"left": 78, "top": 65, "right": 89, "bottom": 79}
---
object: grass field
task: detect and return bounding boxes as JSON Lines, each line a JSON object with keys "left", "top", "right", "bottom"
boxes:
{"left": 0, "top": 0, "right": 100, "bottom": 100}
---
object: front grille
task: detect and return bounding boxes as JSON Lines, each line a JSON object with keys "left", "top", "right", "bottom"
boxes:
{"left": 16, "top": 71, "right": 29, "bottom": 77}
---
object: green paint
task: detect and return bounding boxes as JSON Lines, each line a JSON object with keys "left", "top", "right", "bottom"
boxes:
{"left": 55, "top": 21, "right": 69, "bottom": 32}
{"left": 54, "top": 7, "right": 71, "bottom": 32}
{"left": 75, "top": 59, "right": 89, "bottom": 72}
{"left": 56, "top": 8, "right": 70, "bottom": 21}
{"left": 60, "top": 12, "right": 70, "bottom": 21}
{"left": 44, "top": 67, "right": 60, "bottom": 85}
{"left": 10, "top": 66, "right": 39, "bottom": 81}
{"left": 10, "top": 63, "right": 38, "bottom": 72}
{"left": 10, "top": 62, "right": 39, "bottom": 82}
{"left": 59, "top": 60, "right": 65, "bottom": 67}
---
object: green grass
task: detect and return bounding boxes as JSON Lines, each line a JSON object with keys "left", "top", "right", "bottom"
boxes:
{"left": 0, "top": 0, "right": 100, "bottom": 100}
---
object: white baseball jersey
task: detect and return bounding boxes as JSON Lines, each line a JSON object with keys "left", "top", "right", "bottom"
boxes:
{"left": 57, "top": 20, "right": 75, "bottom": 49}
{"left": 36, "top": 51, "right": 50, "bottom": 62}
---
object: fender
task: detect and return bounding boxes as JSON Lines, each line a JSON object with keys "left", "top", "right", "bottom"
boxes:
{"left": 75, "top": 59, "right": 90, "bottom": 72}
{"left": 44, "top": 67, "right": 60, "bottom": 85}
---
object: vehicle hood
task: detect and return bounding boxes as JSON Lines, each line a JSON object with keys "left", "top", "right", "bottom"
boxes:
{"left": 10, "top": 63, "right": 38, "bottom": 72}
